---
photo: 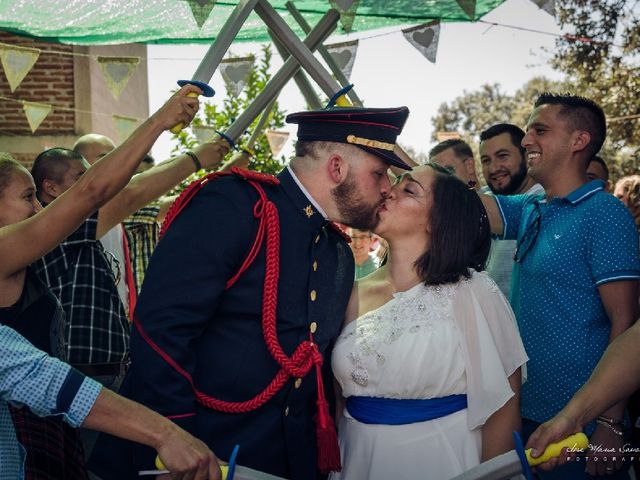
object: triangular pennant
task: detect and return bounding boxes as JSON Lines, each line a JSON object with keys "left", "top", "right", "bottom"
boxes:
{"left": 328, "top": 0, "right": 360, "bottom": 33}
{"left": 192, "top": 125, "right": 217, "bottom": 144}
{"left": 183, "top": 0, "right": 217, "bottom": 29}
{"left": 402, "top": 21, "right": 441, "bottom": 64}
{"left": 265, "top": 130, "right": 290, "bottom": 157}
{"left": 0, "top": 43, "right": 40, "bottom": 92}
{"left": 456, "top": 0, "right": 476, "bottom": 19}
{"left": 531, "top": 0, "right": 555, "bottom": 16}
{"left": 326, "top": 40, "right": 359, "bottom": 81}
{"left": 220, "top": 55, "right": 254, "bottom": 97}
{"left": 22, "top": 101, "right": 52, "bottom": 133}
{"left": 113, "top": 114, "right": 140, "bottom": 142}
{"left": 96, "top": 56, "right": 140, "bottom": 100}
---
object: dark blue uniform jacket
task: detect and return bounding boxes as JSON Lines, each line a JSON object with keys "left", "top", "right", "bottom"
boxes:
{"left": 90, "top": 168, "right": 354, "bottom": 479}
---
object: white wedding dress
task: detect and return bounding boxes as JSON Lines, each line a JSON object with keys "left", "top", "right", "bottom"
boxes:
{"left": 330, "top": 271, "right": 528, "bottom": 480}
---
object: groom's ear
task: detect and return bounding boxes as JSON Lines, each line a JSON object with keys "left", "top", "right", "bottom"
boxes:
{"left": 327, "top": 153, "right": 347, "bottom": 184}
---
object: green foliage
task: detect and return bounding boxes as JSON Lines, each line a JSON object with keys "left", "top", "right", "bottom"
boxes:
{"left": 170, "top": 45, "right": 287, "bottom": 192}
{"left": 430, "top": 77, "right": 572, "bottom": 145}
{"left": 550, "top": 0, "right": 640, "bottom": 177}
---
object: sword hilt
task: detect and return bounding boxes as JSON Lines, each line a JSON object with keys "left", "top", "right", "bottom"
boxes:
{"left": 170, "top": 80, "right": 216, "bottom": 134}
{"left": 155, "top": 456, "right": 229, "bottom": 479}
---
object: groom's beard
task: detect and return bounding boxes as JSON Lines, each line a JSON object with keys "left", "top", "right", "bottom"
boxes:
{"left": 332, "top": 172, "right": 381, "bottom": 231}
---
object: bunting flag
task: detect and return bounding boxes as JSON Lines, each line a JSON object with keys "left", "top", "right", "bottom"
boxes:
{"left": 328, "top": 0, "right": 360, "bottom": 33}
{"left": 265, "top": 130, "right": 290, "bottom": 157}
{"left": 192, "top": 125, "right": 217, "bottom": 144}
{"left": 531, "top": 0, "right": 555, "bottom": 16}
{"left": 113, "top": 114, "right": 140, "bottom": 141}
{"left": 22, "top": 101, "right": 52, "bottom": 133}
{"left": 456, "top": 0, "right": 476, "bottom": 20}
{"left": 436, "top": 131, "right": 461, "bottom": 142}
{"left": 402, "top": 21, "right": 441, "bottom": 64}
{"left": 326, "top": 40, "right": 359, "bottom": 81}
{"left": 0, "top": 43, "right": 40, "bottom": 92}
{"left": 96, "top": 56, "right": 140, "bottom": 100}
{"left": 182, "top": 0, "right": 217, "bottom": 28}
{"left": 219, "top": 55, "right": 254, "bottom": 97}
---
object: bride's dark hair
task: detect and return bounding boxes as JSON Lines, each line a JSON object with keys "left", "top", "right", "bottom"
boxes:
{"left": 414, "top": 162, "right": 491, "bottom": 286}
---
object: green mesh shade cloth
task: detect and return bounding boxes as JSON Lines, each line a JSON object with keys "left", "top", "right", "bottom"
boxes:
{"left": 0, "top": 0, "right": 506, "bottom": 45}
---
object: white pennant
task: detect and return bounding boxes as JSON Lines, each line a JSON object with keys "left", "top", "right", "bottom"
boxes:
{"left": 0, "top": 43, "right": 40, "bottom": 92}
{"left": 456, "top": 0, "right": 476, "bottom": 20}
{"left": 219, "top": 55, "right": 254, "bottom": 97}
{"left": 192, "top": 125, "right": 217, "bottom": 144}
{"left": 22, "top": 101, "right": 52, "bottom": 133}
{"left": 113, "top": 114, "right": 140, "bottom": 142}
{"left": 328, "top": 0, "right": 360, "bottom": 33}
{"left": 326, "top": 40, "right": 359, "bottom": 81}
{"left": 402, "top": 21, "right": 441, "bottom": 64}
{"left": 265, "top": 130, "right": 290, "bottom": 157}
{"left": 97, "top": 56, "right": 140, "bottom": 100}
{"left": 531, "top": 0, "right": 555, "bottom": 16}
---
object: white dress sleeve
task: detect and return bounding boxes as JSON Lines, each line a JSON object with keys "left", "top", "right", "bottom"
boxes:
{"left": 451, "top": 271, "right": 528, "bottom": 430}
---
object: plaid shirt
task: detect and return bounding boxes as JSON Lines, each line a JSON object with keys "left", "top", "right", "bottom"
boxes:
{"left": 122, "top": 203, "right": 161, "bottom": 294}
{"left": 33, "top": 211, "right": 130, "bottom": 365}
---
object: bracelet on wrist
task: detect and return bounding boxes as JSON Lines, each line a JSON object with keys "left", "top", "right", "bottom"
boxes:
{"left": 597, "top": 415, "right": 624, "bottom": 426}
{"left": 184, "top": 150, "right": 202, "bottom": 172}
{"left": 596, "top": 418, "right": 624, "bottom": 436}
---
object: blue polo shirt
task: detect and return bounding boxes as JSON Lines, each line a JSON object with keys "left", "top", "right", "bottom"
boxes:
{"left": 496, "top": 180, "right": 640, "bottom": 424}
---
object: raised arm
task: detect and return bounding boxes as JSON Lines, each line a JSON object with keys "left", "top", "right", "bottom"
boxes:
{"left": 96, "top": 139, "right": 230, "bottom": 238}
{"left": 0, "top": 85, "right": 201, "bottom": 277}
{"left": 478, "top": 193, "right": 504, "bottom": 236}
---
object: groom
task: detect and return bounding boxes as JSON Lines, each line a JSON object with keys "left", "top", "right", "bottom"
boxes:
{"left": 91, "top": 105, "right": 412, "bottom": 480}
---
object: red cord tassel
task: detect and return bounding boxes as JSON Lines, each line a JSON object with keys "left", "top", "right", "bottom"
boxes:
{"left": 314, "top": 358, "right": 341, "bottom": 473}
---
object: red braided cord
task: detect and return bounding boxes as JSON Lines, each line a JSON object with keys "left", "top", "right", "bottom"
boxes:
{"left": 138, "top": 171, "right": 323, "bottom": 414}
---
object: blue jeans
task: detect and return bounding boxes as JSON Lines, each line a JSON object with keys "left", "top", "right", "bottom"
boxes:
{"left": 522, "top": 418, "right": 632, "bottom": 480}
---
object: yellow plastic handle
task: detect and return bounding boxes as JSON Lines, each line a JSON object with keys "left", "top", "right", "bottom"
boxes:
{"left": 155, "top": 456, "right": 228, "bottom": 479}
{"left": 526, "top": 432, "right": 589, "bottom": 466}
{"left": 169, "top": 91, "right": 200, "bottom": 134}
{"left": 334, "top": 95, "right": 352, "bottom": 107}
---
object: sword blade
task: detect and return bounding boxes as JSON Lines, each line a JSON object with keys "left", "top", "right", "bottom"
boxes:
{"left": 231, "top": 464, "right": 288, "bottom": 480}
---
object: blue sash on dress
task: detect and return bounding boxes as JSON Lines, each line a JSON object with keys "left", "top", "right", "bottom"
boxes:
{"left": 345, "top": 394, "right": 467, "bottom": 425}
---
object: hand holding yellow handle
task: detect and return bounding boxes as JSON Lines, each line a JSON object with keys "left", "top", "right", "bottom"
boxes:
{"left": 170, "top": 92, "right": 200, "bottom": 134}
{"left": 526, "top": 432, "right": 589, "bottom": 466}
{"left": 170, "top": 79, "right": 216, "bottom": 134}
{"left": 155, "top": 456, "right": 228, "bottom": 479}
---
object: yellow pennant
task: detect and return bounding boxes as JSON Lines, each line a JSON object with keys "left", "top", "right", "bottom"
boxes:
{"left": 265, "top": 130, "right": 290, "bottom": 157}
{"left": 0, "top": 43, "right": 40, "bottom": 92}
{"left": 113, "top": 114, "right": 140, "bottom": 142}
{"left": 22, "top": 101, "right": 52, "bottom": 133}
{"left": 97, "top": 56, "right": 140, "bottom": 100}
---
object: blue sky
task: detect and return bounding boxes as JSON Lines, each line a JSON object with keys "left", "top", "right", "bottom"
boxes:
{"left": 146, "top": 0, "right": 564, "bottom": 161}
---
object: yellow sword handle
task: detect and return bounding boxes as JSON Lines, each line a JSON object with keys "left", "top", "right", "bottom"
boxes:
{"left": 526, "top": 432, "right": 589, "bottom": 466}
{"left": 170, "top": 92, "right": 200, "bottom": 134}
{"left": 155, "top": 456, "right": 229, "bottom": 479}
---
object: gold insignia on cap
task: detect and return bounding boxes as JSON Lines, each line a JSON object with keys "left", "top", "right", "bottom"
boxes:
{"left": 346, "top": 134, "right": 395, "bottom": 151}
{"left": 304, "top": 205, "right": 314, "bottom": 218}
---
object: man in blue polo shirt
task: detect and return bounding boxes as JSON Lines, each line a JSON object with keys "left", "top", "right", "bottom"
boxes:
{"left": 480, "top": 93, "right": 640, "bottom": 479}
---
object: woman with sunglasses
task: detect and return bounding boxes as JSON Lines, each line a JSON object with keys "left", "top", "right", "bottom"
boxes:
{"left": 330, "top": 163, "right": 527, "bottom": 480}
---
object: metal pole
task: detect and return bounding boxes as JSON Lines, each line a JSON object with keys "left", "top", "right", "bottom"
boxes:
{"left": 254, "top": 0, "right": 346, "bottom": 102}
{"left": 224, "top": 9, "right": 339, "bottom": 141}
{"left": 285, "top": 1, "right": 363, "bottom": 107}
{"left": 191, "top": 0, "right": 261, "bottom": 83}
{"left": 269, "top": 31, "right": 323, "bottom": 110}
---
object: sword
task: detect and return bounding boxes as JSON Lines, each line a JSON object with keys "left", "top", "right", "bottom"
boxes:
{"left": 450, "top": 432, "right": 588, "bottom": 480}
{"left": 170, "top": 0, "right": 261, "bottom": 134}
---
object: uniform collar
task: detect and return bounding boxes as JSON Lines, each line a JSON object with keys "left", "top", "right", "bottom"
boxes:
{"left": 279, "top": 167, "right": 329, "bottom": 229}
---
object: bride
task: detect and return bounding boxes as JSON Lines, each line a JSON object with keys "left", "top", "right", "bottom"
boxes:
{"left": 331, "top": 163, "right": 528, "bottom": 479}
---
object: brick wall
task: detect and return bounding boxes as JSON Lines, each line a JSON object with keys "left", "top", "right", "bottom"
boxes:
{"left": 0, "top": 31, "right": 76, "bottom": 135}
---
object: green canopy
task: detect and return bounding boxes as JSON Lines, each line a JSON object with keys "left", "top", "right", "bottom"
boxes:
{"left": 0, "top": 0, "right": 507, "bottom": 45}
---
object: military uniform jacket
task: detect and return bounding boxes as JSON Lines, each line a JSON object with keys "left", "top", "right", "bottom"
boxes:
{"left": 90, "top": 168, "right": 355, "bottom": 480}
